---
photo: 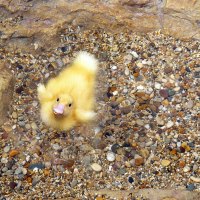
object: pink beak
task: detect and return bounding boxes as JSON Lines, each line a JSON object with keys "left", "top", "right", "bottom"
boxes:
{"left": 53, "top": 104, "right": 65, "bottom": 115}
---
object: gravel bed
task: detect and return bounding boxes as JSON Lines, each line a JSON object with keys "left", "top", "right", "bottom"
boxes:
{"left": 0, "top": 27, "right": 199, "bottom": 199}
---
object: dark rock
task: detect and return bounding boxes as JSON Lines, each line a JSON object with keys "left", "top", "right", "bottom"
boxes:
{"left": 9, "top": 181, "right": 17, "bottom": 189}
{"left": 29, "top": 163, "right": 45, "bottom": 170}
{"left": 128, "top": 176, "right": 134, "bottom": 183}
{"left": 111, "top": 143, "right": 121, "bottom": 153}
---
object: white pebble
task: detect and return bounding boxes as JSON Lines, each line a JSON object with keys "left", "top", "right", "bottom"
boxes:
{"left": 113, "top": 91, "right": 118, "bottom": 96}
{"left": 137, "top": 62, "right": 143, "bottom": 68}
{"left": 137, "top": 85, "right": 144, "bottom": 90}
{"left": 131, "top": 51, "right": 139, "bottom": 58}
{"left": 155, "top": 82, "right": 161, "bottom": 90}
{"left": 1, "top": 158, "right": 8, "bottom": 164}
{"left": 183, "top": 166, "right": 190, "bottom": 173}
{"left": 4, "top": 146, "right": 10, "bottom": 153}
{"left": 107, "top": 151, "right": 115, "bottom": 162}
{"left": 91, "top": 163, "right": 102, "bottom": 172}
{"left": 125, "top": 67, "right": 130, "bottom": 76}
{"left": 111, "top": 65, "right": 117, "bottom": 70}
{"left": 166, "top": 121, "right": 174, "bottom": 128}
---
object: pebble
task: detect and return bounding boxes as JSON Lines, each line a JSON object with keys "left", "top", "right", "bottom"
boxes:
{"left": 15, "top": 167, "right": 23, "bottom": 175}
{"left": 183, "top": 166, "right": 190, "bottom": 172}
{"left": 111, "top": 144, "right": 121, "bottom": 153}
{"left": 155, "top": 82, "right": 161, "bottom": 90}
{"left": 29, "top": 163, "right": 45, "bottom": 170}
{"left": 125, "top": 67, "right": 130, "bottom": 75}
{"left": 134, "top": 155, "right": 144, "bottom": 166}
{"left": 136, "top": 119, "right": 144, "bottom": 126}
{"left": 190, "top": 176, "right": 200, "bottom": 183}
{"left": 159, "top": 89, "right": 168, "bottom": 98}
{"left": 111, "top": 65, "right": 117, "bottom": 70}
{"left": 32, "top": 176, "right": 41, "bottom": 187}
{"left": 186, "top": 100, "right": 194, "bottom": 109}
{"left": 106, "top": 151, "right": 115, "bottom": 162}
{"left": 12, "top": 112, "right": 18, "bottom": 119}
{"left": 3, "top": 146, "right": 10, "bottom": 153}
{"left": 1, "top": 158, "right": 8, "bottom": 164}
{"left": 70, "top": 179, "right": 78, "bottom": 188}
{"left": 128, "top": 176, "right": 134, "bottom": 183}
{"left": 137, "top": 85, "right": 144, "bottom": 90}
{"left": 9, "top": 149, "right": 19, "bottom": 157}
{"left": 186, "top": 184, "right": 195, "bottom": 191}
{"left": 161, "top": 159, "right": 171, "bottom": 167}
{"left": 166, "top": 121, "right": 174, "bottom": 128}
{"left": 131, "top": 51, "right": 139, "bottom": 58}
{"left": 91, "top": 163, "right": 102, "bottom": 172}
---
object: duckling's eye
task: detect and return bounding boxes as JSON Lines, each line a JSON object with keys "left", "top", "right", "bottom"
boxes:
{"left": 68, "top": 103, "right": 72, "bottom": 107}
{"left": 57, "top": 98, "right": 59, "bottom": 102}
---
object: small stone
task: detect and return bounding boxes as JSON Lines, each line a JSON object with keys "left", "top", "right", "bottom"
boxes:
{"left": 168, "top": 89, "right": 175, "bottom": 97}
{"left": 186, "top": 100, "right": 194, "bottom": 109}
{"left": 12, "top": 112, "right": 18, "bottom": 119}
{"left": 136, "top": 119, "right": 144, "bottom": 126}
{"left": 121, "top": 106, "right": 131, "bottom": 115}
{"left": 125, "top": 67, "right": 130, "bottom": 75}
{"left": 118, "top": 168, "right": 126, "bottom": 175}
{"left": 183, "top": 166, "right": 190, "bottom": 172}
{"left": 164, "top": 67, "right": 173, "bottom": 74}
{"left": 9, "top": 149, "right": 19, "bottom": 157}
{"left": 162, "top": 99, "right": 169, "bottom": 106}
{"left": 111, "top": 144, "right": 121, "bottom": 153}
{"left": 156, "top": 116, "right": 165, "bottom": 126}
{"left": 4, "top": 146, "right": 10, "bottom": 153}
{"left": 155, "top": 82, "right": 161, "bottom": 90}
{"left": 186, "top": 184, "right": 195, "bottom": 191}
{"left": 82, "top": 155, "right": 91, "bottom": 166}
{"left": 159, "top": 89, "right": 168, "bottom": 98}
{"left": 111, "top": 65, "right": 117, "bottom": 70}
{"left": 1, "top": 158, "right": 8, "bottom": 164}
{"left": 190, "top": 176, "right": 200, "bottom": 183}
{"left": 161, "top": 159, "right": 171, "bottom": 167}
{"left": 137, "top": 62, "right": 143, "bottom": 68}
{"left": 106, "top": 151, "right": 115, "bottom": 162}
{"left": 22, "top": 168, "right": 27, "bottom": 175}
{"left": 15, "top": 167, "right": 22, "bottom": 175}
{"left": 32, "top": 176, "right": 40, "bottom": 187}
{"left": 166, "top": 121, "right": 174, "bottom": 128}
{"left": 9, "top": 182, "right": 17, "bottom": 189}
{"left": 91, "top": 163, "right": 102, "bottom": 172}
{"left": 135, "top": 155, "right": 144, "bottom": 166}
{"left": 175, "top": 47, "right": 182, "bottom": 52}
{"left": 137, "top": 85, "right": 144, "bottom": 90}
{"left": 128, "top": 176, "right": 134, "bottom": 183}
{"left": 131, "top": 51, "right": 139, "bottom": 58}
{"left": 70, "top": 179, "right": 78, "bottom": 188}
{"left": 29, "top": 163, "right": 45, "bottom": 170}
{"left": 179, "top": 160, "right": 185, "bottom": 168}
{"left": 31, "top": 122, "right": 37, "bottom": 130}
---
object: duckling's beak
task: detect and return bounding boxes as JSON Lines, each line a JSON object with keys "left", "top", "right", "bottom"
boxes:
{"left": 53, "top": 104, "right": 65, "bottom": 116}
